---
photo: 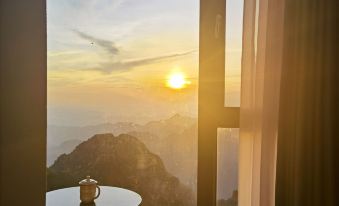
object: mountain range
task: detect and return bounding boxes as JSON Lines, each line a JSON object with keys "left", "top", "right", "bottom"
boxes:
{"left": 48, "top": 114, "right": 197, "bottom": 188}
{"left": 48, "top": 133, "right": 195, "bottom": 206}
{"left": 47, "top": 114, "right": 238, "bottom": 200}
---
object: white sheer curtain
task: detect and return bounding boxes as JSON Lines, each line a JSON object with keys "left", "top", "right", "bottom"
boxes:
{"left": 239, "top": 0, "right": 285, "bottom": 205}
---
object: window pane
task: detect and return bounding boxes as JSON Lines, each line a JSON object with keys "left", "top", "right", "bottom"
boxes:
{"left": 217, "top": 128, "right": 239, "bottom": 206}
{"left": 224, "top": 0, "right": 244, "bottom": 107}
{"left": 46, "top": 0, "right": 199, "bottom": 205}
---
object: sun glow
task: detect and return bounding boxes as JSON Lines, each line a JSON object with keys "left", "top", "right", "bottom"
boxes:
{"left": 167, "top": 72, "right": 190, "bottom": 89}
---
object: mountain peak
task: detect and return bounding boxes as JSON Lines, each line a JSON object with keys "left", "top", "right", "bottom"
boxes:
{"left": 48, "top": 133, "right": 194, "bottom": 206}
{"left": 165, "top": 113, "right": 195, "bottom": 125}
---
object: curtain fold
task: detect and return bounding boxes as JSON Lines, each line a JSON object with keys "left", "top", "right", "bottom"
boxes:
{"left": 239, "top": 0, "right": 284, "bottom": 205}
{"left": 275, "top": 0, "right": 338, "bottom": 205}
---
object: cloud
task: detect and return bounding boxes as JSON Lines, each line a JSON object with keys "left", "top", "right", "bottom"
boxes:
{"left": 94, "top": 50, "right": 197, "bottom": 74}
{"left": 73, "top": 30, "right": 119, "bottom": 56}
{"left": 71, "top": 30, "right": 196, "bottom": 74}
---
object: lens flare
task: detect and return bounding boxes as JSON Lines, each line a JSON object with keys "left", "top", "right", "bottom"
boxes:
{"left": 167, "top": 73, "right": 190, "bottom": 89}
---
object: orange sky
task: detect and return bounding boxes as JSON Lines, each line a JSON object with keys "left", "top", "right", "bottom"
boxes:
{"left": 47, "top": 0, "right": 242, "bottom": 126}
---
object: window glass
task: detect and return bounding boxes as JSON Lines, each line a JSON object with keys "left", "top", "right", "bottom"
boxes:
{"left": 217, "top": 128, "right": 239, "bottom": 206}
{"left": 224, "top": 0, "right": 244, "bottom": 107}
{"left": 47, "top": 0, "right": 199, "bottom": 205}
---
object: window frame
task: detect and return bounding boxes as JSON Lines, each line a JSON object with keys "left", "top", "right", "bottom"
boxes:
{"left": 198, "top": 0, "right": 285, "bottom": 206}
{"left": 0, "top": 0, "right": 283, "bottom": 205}
{"left": 198, "top": 0, "right": 240, "bottom": 205}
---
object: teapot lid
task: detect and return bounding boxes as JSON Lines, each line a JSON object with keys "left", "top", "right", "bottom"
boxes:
{"left": 79, "top": 176, "right": 98, "bottom": 185}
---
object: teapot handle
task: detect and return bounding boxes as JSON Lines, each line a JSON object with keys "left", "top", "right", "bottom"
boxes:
{"left": 95, "top": 185, "right": 101, "bottom": 199}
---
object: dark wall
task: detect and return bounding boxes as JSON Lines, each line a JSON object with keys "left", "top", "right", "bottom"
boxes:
{"left": 276, "top": 0, "right": 338, "bottom": 205}
{"left": 0, "top": 0, "right": 46, "bottom": 205}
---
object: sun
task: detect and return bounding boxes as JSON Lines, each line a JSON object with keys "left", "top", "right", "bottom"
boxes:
{"left": 167, "top": 72, "right": 190, "bottom": 89}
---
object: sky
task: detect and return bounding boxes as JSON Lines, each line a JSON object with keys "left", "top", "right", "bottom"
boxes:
{"left": 47, "top": 0, "right": 243, "bottom": 126}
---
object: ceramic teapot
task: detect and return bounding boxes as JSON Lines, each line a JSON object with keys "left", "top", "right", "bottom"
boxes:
{"left": 79, "top": 176, "right": 101, "bottom": 203}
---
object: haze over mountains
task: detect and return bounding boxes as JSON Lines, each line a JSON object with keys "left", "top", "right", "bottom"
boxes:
{"left": 47, "top": 114, "right": 238, "bottom": 200}
{"left": 48, "top": 114, "right": 195, "bottom": 164}
{"left": 48, "top": 114, "right": 197, "bottom": 186}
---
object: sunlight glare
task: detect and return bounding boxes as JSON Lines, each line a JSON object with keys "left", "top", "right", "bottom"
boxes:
{"left": 167, "top": 72, "right": 190, "bottom": 89}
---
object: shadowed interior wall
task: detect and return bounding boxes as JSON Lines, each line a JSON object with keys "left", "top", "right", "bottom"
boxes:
{"left": 0, "top": 0, "right": 46, "bottom": 205}
{"left": 276, "top": 0, "right": 338, "bottom": 205}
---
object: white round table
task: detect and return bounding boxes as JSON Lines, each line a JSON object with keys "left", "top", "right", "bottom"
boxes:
{"left": 46, "top": 186, "right": 142, "bottom": 206}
